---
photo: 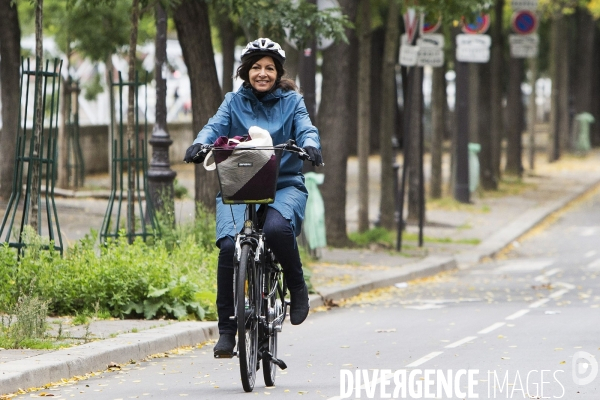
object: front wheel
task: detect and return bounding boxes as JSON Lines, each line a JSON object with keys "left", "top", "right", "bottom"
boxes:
{"left": 237, "top": 244, "right": 259, "bottom": 392}
{"left": 262, "top": 273, "right": 282, "bottom": 386}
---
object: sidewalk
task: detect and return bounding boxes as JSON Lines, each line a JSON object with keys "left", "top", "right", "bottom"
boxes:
{"left": 2, "top": 150, "right": 600, "bottom": 395}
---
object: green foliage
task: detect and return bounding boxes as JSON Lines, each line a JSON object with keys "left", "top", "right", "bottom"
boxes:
{"left": 349, "top": 227, "right": 480, "bottom": 248}
{"left": 173, "top": 179, "right": 189, "bottom": 199}
{"left": 0, "top": 215, "right": 219, "bottom": 322}
{"left": 83, "top": 71, "right": 104, "bottom": 101}
{"left": 349, "top": 227, "right": 395, "bottom": 247}
{"left": 220, "top": 0, "right": 352, "bottom": 47}
{"left": 414, "top": 0, "right": 494, "bottom": 25}
{"left": 0, "top": 285, "right": 51, "bottom": 349}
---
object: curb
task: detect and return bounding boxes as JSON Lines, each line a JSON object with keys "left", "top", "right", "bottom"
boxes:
{"left": 2, "top": 177, "right": 599, "bottom": 396}
{"left": 0, "top": 322, "right": 218, "bottom": 395}
{"left": 455, "top": 177, "right": 600, "bottom": 267}
{"left": 0, "top": 255, "right": 456, "bottom": 396}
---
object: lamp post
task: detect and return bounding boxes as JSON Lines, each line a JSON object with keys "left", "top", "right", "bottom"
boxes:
{"left": 147, "top": 2, "right": 176, "bottom": 216}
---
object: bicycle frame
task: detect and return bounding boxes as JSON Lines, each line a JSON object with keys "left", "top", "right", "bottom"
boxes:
{"left": 232, "top": 202, "right": 288, "bottom": 391}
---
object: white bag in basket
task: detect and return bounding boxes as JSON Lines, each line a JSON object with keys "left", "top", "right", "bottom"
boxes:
{"left": 204, "top": 126, "right": 274, "bottom": 171}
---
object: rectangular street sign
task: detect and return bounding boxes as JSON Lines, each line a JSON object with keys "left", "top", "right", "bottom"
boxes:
{"left": 456, "top": 34, "right": 491, "bottom": 63}
{"left": 417, "top": 47, "right": 444, "bottom": 67}
{"left": 456, "top": 46, "right": 490, "bottom": 63}
{"left": 509, "top": 34, "right": 539, "bottom": 58}
{"left": 417, "top": 34, "right": 445, "bottom": 48}
{"left": 512, "top": 0, "right": 538, "bottom": 11}
{"left": 456, "top": 34, "right": 491, "bottom": 48}
{"left": 400, "top": 44, "right": 419, "bottom": 66}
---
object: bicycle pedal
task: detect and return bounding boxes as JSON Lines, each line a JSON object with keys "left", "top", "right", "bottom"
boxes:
{"left": 271, "top": 357, "right": 287, "bottom": 370}
{"left": 214, "top": 352, "right": 235, "bottom": 359}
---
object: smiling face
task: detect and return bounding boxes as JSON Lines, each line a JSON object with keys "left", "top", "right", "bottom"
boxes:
{"left": 248, "top": 56, "right": 277, "bottom": 92}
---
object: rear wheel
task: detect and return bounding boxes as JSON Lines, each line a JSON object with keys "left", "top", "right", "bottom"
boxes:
{"left": 237, "top": 244, "right": 258, "bottom": 392}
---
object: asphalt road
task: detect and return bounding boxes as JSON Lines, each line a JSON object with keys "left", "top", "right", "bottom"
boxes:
{"left": 17, "top": 191, "right": 600, "bottom": 400}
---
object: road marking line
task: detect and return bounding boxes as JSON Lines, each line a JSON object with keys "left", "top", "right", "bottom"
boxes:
{"left": 585, "top": 250, "right": 597, "bottom": 258}
{"left": 549, "top": 289, "right": 569, "bottom": 299}
{"left": 588, "top": 259, "right": 600, "bottom": 269}
{"left": 506, "top": 309, "right": 530, "bottom": 320}
{"left": 406, "top": 351, "right": 444, "bottom": 368}
{"left": 534, "top": 268, "right": 561, "bottom": 282}
{"left": 580, "top": 227, "right": 596, "bottom": 237}
{"left": 495, "top": 260, "right": 554, "bottom": 273}
{"left": 478, "top": 322, "right": 505, "bottom": 334}
{"left": 529, "top": 298, "right": 549, "bottom": 308}
{"left": 445, "top": 336, "right": 478, "bottom": 348}
{"left": 555, "top": 282, "right": 575, "bottom": 290}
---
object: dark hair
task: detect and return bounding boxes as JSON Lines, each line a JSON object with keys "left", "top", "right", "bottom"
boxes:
{"left": 235, "top": 54, "right": 298, "bottom": 92}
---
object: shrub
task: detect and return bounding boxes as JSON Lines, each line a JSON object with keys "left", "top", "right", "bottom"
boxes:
{"left": 0, "top": 210, "right": 219, "bottom": 321}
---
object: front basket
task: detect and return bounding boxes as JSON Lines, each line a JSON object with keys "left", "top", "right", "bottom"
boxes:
{"left": 213, "top": 147, "right": 283, "bottom": 204}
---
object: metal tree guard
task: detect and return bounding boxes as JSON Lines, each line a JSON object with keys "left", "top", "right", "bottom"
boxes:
{"left": 65, "top": 78, "right": 85, "bottom": 188}
{"left": 0, "top": 58, "right": 64, "bottom": 253}
{"left": 100, "top": 71, "right": 156, "bottom": 243}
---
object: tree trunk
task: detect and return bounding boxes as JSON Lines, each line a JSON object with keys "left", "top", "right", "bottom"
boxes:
{"left": 174, "top": 0, "right": 222, "bottom": 211}
{"left": 504, "top": 57, "right": 524, "bottom": 177}
{"left": 378, "top": 0, "right": 399, "bottom": 230}
{"left": 479, "top": 58, "right": 494, "bottom": 190}
{"left": 468, "top": 63, "right": 480, "bottom": 144}
{"left": 0, "top": 0, "right": 21, "bottom": 201}
{"left": 548, "top": 16, "right": 561, "bottom": 161}
{"left": 430, "top": 64, "right": 445, "bottom": 198}
{"left": 357, "top": 0, "right": 371, "bottom": 232}
{"left": 557, "top": 15, "right": 571, "bottom": 153}
{"left": 369, "top": 27, "right": 385, "bottom": 153}
{"left": 319, "top": 0, "right": 357, "bottom": 248}
{"left": 30, "top": 0, "right": 44, "bottom": 231}
{"left": 219, "top": 14, "right": 235, "bottom": 96}
{"left": 490, "top": 0, "right": 504, "bottom": 186}
{"left": 407, "top": 66, "right": 423, "bottom": 221}
{"left": 573, "top": 8, "right": 595, "bottom": 118}
{"left": 282, "top": 42, "right": 299, "bottom": 81}
{"left": 592, "top": 25, "right": 600, "bottom": 147}
{"left": 126, "top": 0, "right": 140, "bottom": 240}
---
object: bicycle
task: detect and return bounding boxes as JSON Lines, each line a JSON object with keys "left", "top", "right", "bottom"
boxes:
{"left": 194, "top": 139, "right": 313, "bottom": 392}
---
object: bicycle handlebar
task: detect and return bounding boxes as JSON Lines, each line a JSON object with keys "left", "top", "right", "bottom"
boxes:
{"left": 191, "top": 139, "right": 324, "bottom": 167}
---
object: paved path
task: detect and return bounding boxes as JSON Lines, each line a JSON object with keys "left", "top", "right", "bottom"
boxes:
{"left": 1, "top": 150, "right": 600, "bottom": 396}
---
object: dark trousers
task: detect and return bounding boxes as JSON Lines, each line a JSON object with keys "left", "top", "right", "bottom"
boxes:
{"left": 216, "top": 207, "right": 305, "bottom": 335}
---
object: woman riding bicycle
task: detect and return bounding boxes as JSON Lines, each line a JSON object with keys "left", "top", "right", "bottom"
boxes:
{"left": 183, "top": 38, "right": 323, "bottom": 358}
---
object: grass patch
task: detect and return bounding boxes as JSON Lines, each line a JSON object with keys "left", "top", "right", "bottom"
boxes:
{"left": 349, "top": 228, "right": 480, "bottom": 249}
{"left": 426, "top": 196, "right": 491, "bottom": 212}
{"left": 479, "top": 177, "right": 536, "bottom": 199}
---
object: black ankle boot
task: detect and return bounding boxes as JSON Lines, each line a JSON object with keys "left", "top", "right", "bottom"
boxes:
{"left": 214, "top": 333, "right": 236, "bottom": 358}
{"left": 289, "top": 283, "right": 309, "bottom": 325}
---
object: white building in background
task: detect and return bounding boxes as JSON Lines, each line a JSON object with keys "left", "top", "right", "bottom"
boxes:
{"left": 0, "top": 37, "right": 246, "bottom": 129}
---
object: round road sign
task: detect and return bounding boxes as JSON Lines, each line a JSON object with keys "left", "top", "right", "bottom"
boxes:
{"left": 422, "top": 13, "right": 442, "bottom": 34}
{"left": 511, "top": 10, "right": 538, "bottom": 35}
{"left": 461, "top": 14, "right": 491, "bottom": 34}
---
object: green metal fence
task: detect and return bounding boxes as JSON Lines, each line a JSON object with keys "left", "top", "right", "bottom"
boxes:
{"left": 100, "top": 71, "right": 156, "bottom": 243}
{"left": 0, "top": 58, "right": 64, "bottom": 253}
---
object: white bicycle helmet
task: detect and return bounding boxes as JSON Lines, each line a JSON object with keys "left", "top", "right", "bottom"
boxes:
{"left": 241, "top": 38, "right": 286, "bottom": 65}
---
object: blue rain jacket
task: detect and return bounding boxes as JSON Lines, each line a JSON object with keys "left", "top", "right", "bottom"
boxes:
{"left": 193, "top": 85, "right": 321, "bottom": 242}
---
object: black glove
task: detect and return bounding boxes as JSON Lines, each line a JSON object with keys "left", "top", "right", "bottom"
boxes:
{"left": 184, "top": 143, "right": 210, "bottom": 164}
{"left": 303, "top": 146, "right": 323, "bottom": 167}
